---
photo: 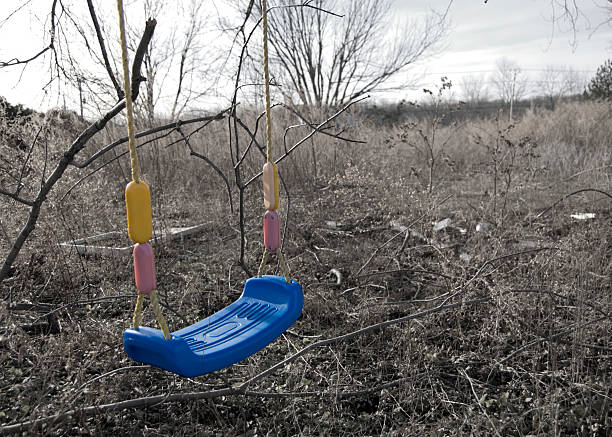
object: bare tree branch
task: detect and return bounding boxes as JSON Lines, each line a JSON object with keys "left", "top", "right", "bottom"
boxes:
{"left": 61, "top": 110, "right": 230, "bottom": 201}
{"left": 0, "top": 19, "right": 158, "bottom": 284}
{"left": 176, "top": 126, "right": 234, "bottom": 214}
{"left": 131, "top": 19, "right": 157, "bottom": 99}
{"left": 278, "top": 103, "right": 366, "bottom": 144}
{"left": 241, "top": 0, "right": 449, "bottom": 107}
{"left": 86, "top": 0, "right": 124, "bottom": 100}
{"left": 0, "top": 188, "right": 34, "bottom": 207}
{"left": 243, "top": 96, "right": 368, "bottom": 188}
{"left": 69, "top": 110, "right": 230, "bottom": 168}
{"left": 0, "top": 0, "right": 58, "bottom": 68}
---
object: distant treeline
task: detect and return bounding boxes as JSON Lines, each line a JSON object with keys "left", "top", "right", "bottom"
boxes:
{"left": 0, "top": 93, "right": 593, "bottom": 130}
{"left": 358, "top": 94, "right": 590, "bottom": 126}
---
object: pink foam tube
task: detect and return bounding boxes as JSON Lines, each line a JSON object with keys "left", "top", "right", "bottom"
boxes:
{"left": 263, "top": 210, "right": 281, "bottom": 251}
{"left": 133, "top": 243, "right": 156, "bottom": 294}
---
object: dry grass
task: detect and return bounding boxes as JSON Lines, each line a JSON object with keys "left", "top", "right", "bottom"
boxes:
{"left": 0, "top": 99, "right": 610, "bottom": 436}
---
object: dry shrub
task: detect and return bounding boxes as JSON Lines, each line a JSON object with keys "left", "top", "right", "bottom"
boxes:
{"left": 515, "top": 100, "right": 612, "bottom": 175}
{"left": 1, "top": 99, "right": 610, "bottom": 436}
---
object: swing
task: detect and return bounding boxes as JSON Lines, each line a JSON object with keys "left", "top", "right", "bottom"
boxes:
{"left": 115, "top": 0, "right": 302, "bottom": 377}
{"left": 124, "top": 276, "right": 302, "bottom": 377}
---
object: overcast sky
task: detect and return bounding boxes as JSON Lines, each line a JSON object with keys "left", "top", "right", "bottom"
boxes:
{"left": 0, "top": 0, "right": 611, "bottom": 112}
{"left": 392, "top": 0, "right": 612, "bottom": 101}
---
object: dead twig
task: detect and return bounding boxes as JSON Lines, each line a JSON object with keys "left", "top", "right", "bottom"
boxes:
{"left": 355, "top": 268, "right": 458, "bottom": 281}
{"left": 68, "top": 365, "right": 151, "bottom": 405}
{"left": 504, "top": 288, "right": 610, "bottom": 319}
{"left": 496, "top": 315, "right": 609, "bottom": 366}
{"left": 460, "top": 369, "right": 503, "bottom": 437}
{"left": 534, "top": 188, "right": 612, "bottom": 219}
{"left": 439, "top": 247, "right": 560, "bottom": 306}
{"left": 242, "top": 96, "right": 369, "bottom": 188}
{"left": 0, "top": 0, "right": 58, "bottom": 68}
{"left": 356, "top": 194, "right": 452, "bottom": 276}
{"left": 176, "top": 126, "right": 234, "bottom": 214}
{"left": 278, "top": 103, "right": 366, "bottom": 145}
{"left": 85, "top": 0, "right": 122, "bottom": 99}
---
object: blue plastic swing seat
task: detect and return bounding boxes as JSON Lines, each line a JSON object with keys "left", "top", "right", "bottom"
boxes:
{"left": 123, "top": 275, "right": 303, "bottom": 377}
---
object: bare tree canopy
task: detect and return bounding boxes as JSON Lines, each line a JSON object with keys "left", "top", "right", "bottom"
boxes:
{"left": 0, "top": 0, "right": 219, "bottom": 119}
{"left": 492, "top": 58, "right": 528, "bottom": 104}
{"left": 460, "top": 74, "right": 489, "bottom": 104}
{"left": 537, "top": 65, "right": 587, "bottom": 106}
{"left": 240, "top": 0, "right": 450, "bottom": 108}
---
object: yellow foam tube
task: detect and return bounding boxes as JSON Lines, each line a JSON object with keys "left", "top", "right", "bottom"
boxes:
{"left": 263, "top": 162, "right": 279, "bottom": 210}
{"left": 125, "top": 180, "right": 153, "bottom": 243}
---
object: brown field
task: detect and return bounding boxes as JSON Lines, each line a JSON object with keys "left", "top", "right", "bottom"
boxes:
{"left": 0, "top": 99, "right": 611, "bottom": 435}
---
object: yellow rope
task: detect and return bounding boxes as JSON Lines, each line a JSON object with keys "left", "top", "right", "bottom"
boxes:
{"left": 150, "top": 289, "right": 171, "bottom": 340}
{"left": 116, "top": 0, "right": 141, "bottom": 183}
{"left": 261, "top": 0, "right": 272, "bottom": 163}
{"left": 257, "top": 248, "right": 270, "bottom": 277}
{"left": 118, "top": 1, "right": 172, "bottom": 340}
{"left": 132, "top": 290, "right": 171, "bottom": 339}
{"left": 276, "top": 249, "right": 291, "bottom": 283}
{"left": 258, "top": 0, "right": 293, "bottom": 284}
{"left": 132, "top": 291, "right": 145, "bottom": 329}
{"left": 257, "top": 248, "right": 291, "bottom": 283}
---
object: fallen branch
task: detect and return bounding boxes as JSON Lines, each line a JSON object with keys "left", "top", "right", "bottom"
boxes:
{"left": 239, "top": 297, "right": 490, "bottom": 388}
{"left": 0, "top": 374, "right": 423, "bottom": 436}
{"left": 0, "top": 297, "right": 489, "bottom": 435}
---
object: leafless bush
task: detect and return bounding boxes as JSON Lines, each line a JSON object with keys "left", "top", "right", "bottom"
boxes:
{"left": 396, "top": 77, "right": 462, "bottom": 193}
